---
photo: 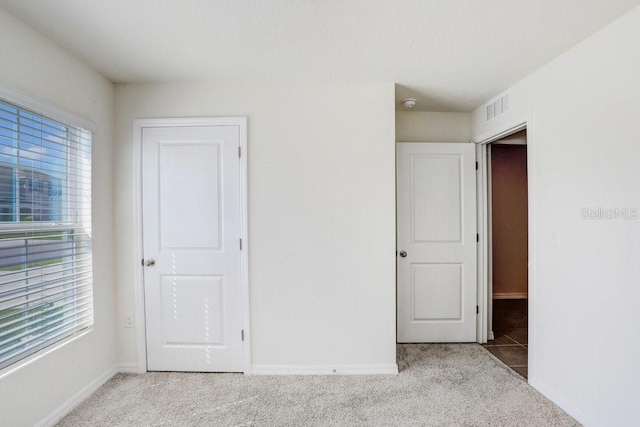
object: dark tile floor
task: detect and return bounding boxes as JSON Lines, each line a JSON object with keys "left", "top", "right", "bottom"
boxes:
{"left": 482, "top": 299, "right": 528, "bottom": 379}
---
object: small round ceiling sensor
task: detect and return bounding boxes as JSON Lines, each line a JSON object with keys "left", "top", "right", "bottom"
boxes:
{"left": 402, "top": 98, "right": 417, "bottom": 108}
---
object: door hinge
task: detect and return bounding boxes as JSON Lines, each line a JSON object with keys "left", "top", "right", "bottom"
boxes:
{"left": 476, "top": 305, "right": 479, "bottom": 314}
{"left": 476, "top": 233, "right": 479, "bottom": 243}
{"left": 241, "top": 329, "right": 245, "bottom": 341}
{"left": 238, "top": 146, "right": 241, "bottom": 158}
{"left": 239, "top": 238, "right": 243, "bottom": 250}
{"left": 141, "top": 258, "right": 144, "bottom": 267}
{"left": 476, "top": 161, "right": 479, "bottom": 170}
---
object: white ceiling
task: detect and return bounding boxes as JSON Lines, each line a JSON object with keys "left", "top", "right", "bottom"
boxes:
{"left": 1, "top": 0, "right": 638, "bottom": 111}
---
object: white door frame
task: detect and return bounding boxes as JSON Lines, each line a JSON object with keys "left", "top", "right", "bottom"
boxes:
{"left": 474, "top": 116, "right": 534, "bottom": 380}
{"left": 475, "top": 142, "right": 490, "bottom": 343}
{"left": 132, "top": 117, "right": 251, "bottom": 374}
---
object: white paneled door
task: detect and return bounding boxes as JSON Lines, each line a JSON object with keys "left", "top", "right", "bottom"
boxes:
{"left": 142, "top": 124, "right": 243, "bottom": 372}
{"left": 397, "top": 143, "right": 477, "bottom": 342}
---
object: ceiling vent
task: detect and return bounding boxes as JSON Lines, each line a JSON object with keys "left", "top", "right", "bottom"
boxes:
{"left": 485, "top": 92, "right": 510, "bottom": 122}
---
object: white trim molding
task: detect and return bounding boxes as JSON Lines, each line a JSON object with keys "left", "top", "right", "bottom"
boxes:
{"left": 529, "top": 378, "right": 594, "bottom": 427}
{"left": 474, "top": 111, "right": 535, "bottom": 385}
{"left": 473, "top": 118, "right": 527, "bottom": 145}
{"left": 0, "top": 83, "right": 95, "bottom": 132}
{"left": 35, "top": 366, "right": 118, "bottom": 427}
{"left": 117, "top": 363, "right": 141, "bottom": 374}
{"left": 132, "top": 117, "right": 250, "bottom": 374}
{"left": 251, "top": 364, "right": 399, "bottom": 376}
{"left": 476, "top": 143, "right": 489, "bottom": 344}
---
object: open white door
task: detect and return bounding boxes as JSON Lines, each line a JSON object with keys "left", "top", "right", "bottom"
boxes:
{"left": 397, "top": 142, "right": 477, "bottom": 342}
{"left": 142, "top": 124, "right": 244, "bottom": 372}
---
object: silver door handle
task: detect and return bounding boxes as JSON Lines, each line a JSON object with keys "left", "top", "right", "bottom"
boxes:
{"left": 399, "top": 251, "right": 407, "bottom": 258}
{"left": 144, "top": 259, "right": 156, "bottom": 267}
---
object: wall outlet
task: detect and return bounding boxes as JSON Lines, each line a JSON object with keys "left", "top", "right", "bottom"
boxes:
{"left": 125, "top": 313, "right": 134, "bottom": 328}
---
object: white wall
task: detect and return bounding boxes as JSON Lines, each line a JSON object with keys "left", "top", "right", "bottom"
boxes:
{"left": 472, "top": 6, "right": 640, "bottom": 426}
{"left": 115, "top": 80, "right": 397, "bottom": 370}
{"left": 396, "top": 111, "right": 471, "bottom": 142}
{"left": 0, "top": 8, "right": 116, "bottom": 427}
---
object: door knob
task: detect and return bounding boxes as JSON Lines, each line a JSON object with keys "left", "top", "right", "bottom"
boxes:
{"left": 144, "top": 259, "right": 156, "bottom": 267}
{"left": 399, "top": 251, "right": 407, "bottom": 258}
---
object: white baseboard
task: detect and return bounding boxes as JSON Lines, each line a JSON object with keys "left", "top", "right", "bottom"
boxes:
{"left": 529, "top": 377, "right": 595, "bottom": 427}
{"left": 251, "top": 363, "right": 398, "bottom": 375}
{"left": 118, "top": 362, "right": 143, "bottom": 374}
{"left": 493, "top": 292, "right": 528, "bottom": 299}
{"left": 36, "top": 365, "right": 118, "bottom": 427}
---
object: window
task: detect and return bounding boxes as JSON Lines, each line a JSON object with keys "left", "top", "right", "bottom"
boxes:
{"left": 0, "top": 96, "right": 92, "bottom": 370}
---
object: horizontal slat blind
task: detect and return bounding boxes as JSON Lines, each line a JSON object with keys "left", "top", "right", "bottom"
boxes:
{"left": 0, "top": 97, "right": 92, "bottom": 370}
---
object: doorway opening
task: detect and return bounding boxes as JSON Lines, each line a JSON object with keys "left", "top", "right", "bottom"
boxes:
{"left": 481, "top": 130, "right": 529, "bottom": 379}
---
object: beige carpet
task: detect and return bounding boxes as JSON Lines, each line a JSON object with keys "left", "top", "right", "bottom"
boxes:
{"left": 57, "top": 344, "right": 579, "bottom": 426}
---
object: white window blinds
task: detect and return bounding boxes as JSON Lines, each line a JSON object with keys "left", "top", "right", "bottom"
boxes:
{"left": 0, "top": 97, "right": 93, "bottom": 370}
